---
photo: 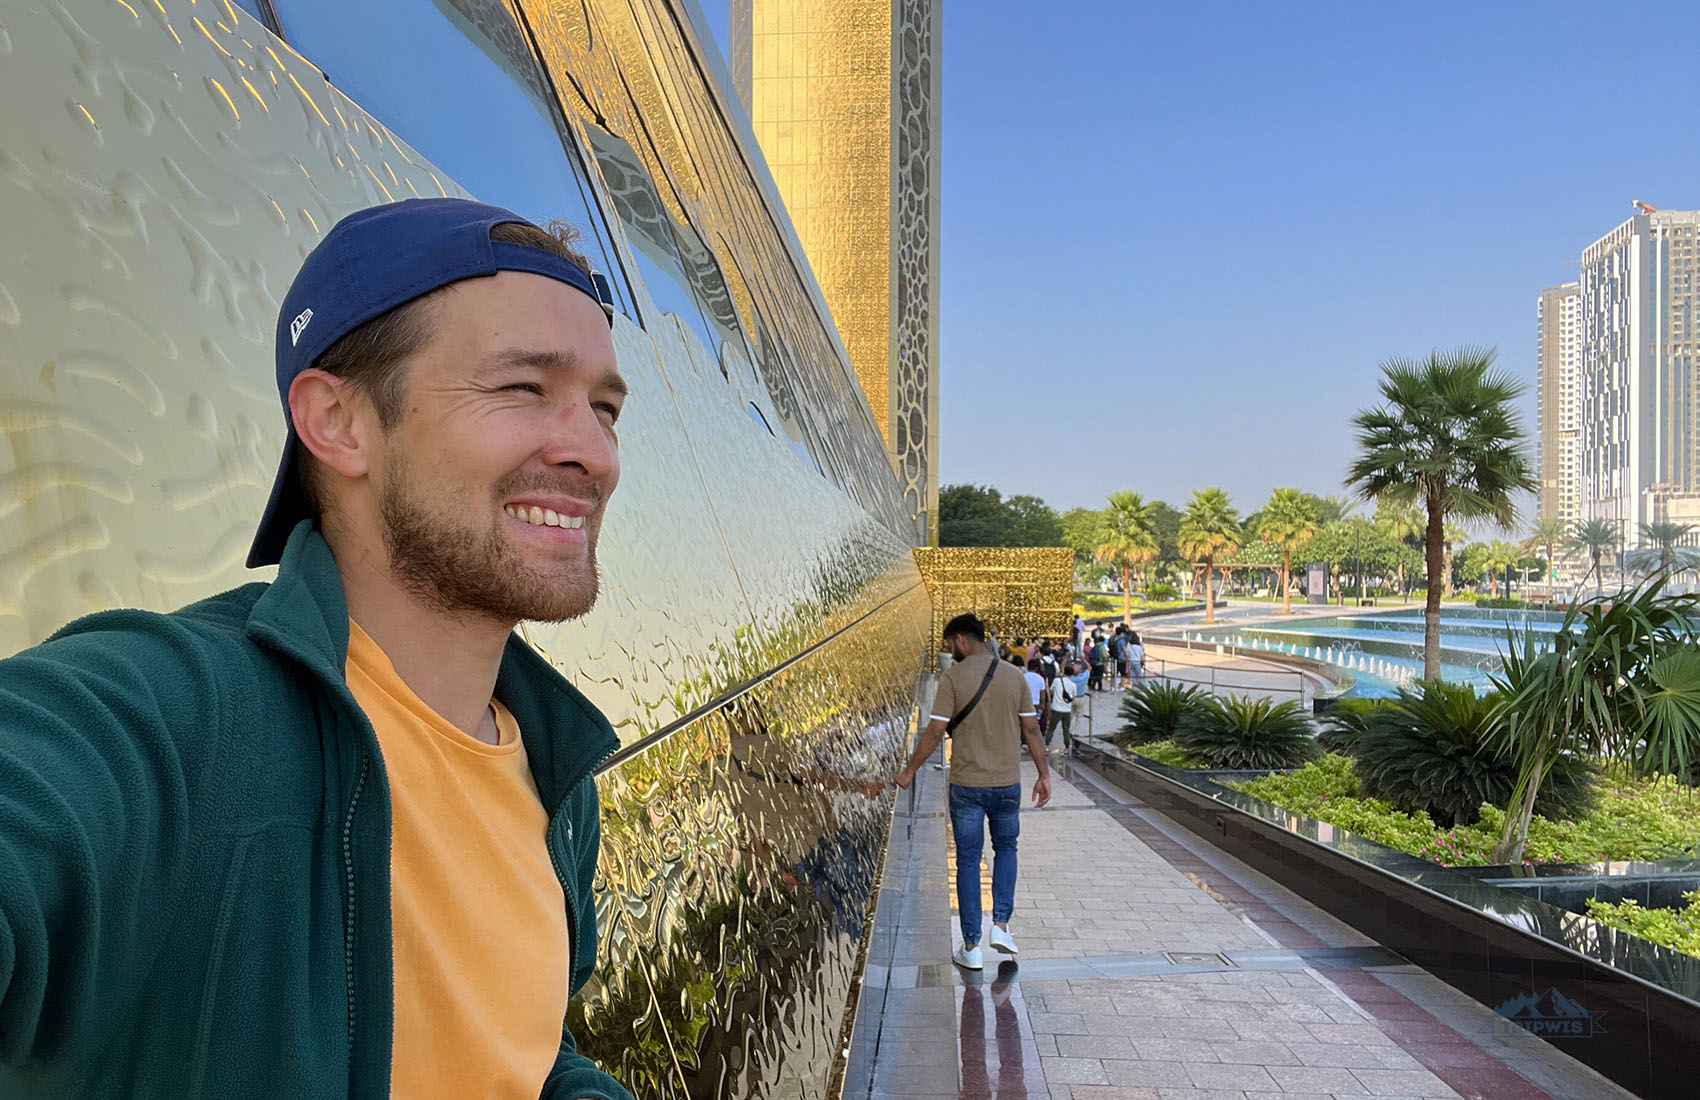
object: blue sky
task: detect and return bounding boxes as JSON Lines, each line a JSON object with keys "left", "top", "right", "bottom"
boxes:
{"left": 699, "top": 1, "right": 1700, "bottom": 525}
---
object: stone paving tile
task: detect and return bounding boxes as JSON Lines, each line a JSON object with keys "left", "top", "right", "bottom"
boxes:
{"left": 1044, "top": 1056, "right": 1110, "bottom": 1085}
{"left": 1207, "top": 1039, "right": 1302, "bottom": 1066}
{"left": 1182, "top": 1060, "right": 1280, "bottom": 1090}
{"left": 1101, "top": 1059, "right": 1195, "bottom": 1087}
{"left": 1063, "top": 1087, "right": 1163, "bottom": 1100}
{"left": 1056, "top": 1034, "right": 1142, "bottom": 1060}
{"left": 1349, "top": 1065, "right": 1456, "bottom": 1095}
{"left": 1266, "top": 1063, "right": 1367, "bottom": 1093}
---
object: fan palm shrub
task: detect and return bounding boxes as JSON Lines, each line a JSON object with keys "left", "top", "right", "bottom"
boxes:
{"left": 1349, "top": 680, "right": 1593, "bottom": 828}
{"left": 1113, "top": 681, "right": 1208, "bottom": 747}
{"left": 1172, "top": 696, "right": 1318, "bottom": 770}
{"left": 1316, "top": 697, "right": 1383, "bottom": 756}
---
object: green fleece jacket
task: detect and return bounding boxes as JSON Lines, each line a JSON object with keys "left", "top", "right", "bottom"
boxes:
{"left": 0, "top": 521, "right": 631, "bottom": 1099}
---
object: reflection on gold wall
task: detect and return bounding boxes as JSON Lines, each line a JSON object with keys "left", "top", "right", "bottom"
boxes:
{"left": 914, "top": 547, "right": 1075, "bottom": 660}
{"left": 0, "top": 0, "right": 930, "bottom": 1096}
{"left": 744, "top": 0, "right": 941, "bottom": 544}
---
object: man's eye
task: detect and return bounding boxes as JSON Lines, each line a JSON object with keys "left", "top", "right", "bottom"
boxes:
{"left": 503, "top": 383, "right": 544, "bottom": 395}
{"left": 594, "top": 402, "right": 621, "bottom": 423}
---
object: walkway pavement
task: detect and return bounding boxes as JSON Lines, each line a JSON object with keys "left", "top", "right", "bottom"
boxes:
{"left": 843, "top": 687, "right": 1635, "bottom": 1100}
{"left": 1136, "top": 644, "right": 1325, "bottom": 706}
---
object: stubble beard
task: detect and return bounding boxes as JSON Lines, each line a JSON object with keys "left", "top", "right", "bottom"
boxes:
{"left": 378, "top": 455, "right": 601, "bottom": 626}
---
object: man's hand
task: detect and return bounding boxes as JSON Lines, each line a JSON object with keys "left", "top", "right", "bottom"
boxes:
{"left": 1031, "top": 774, "right": 1051, "bottom": 809}
{"left": 893, "top": 766, "right": 915, "bottom": 790}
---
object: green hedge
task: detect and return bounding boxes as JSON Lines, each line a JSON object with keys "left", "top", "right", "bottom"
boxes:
{"left": 1586, "top": 892, "right": 1700, "bottom": 957}
{"left": 1230, "top": 756, "right": 1700, "bottom": 867}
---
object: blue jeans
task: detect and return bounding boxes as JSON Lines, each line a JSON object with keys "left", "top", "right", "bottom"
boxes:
{"left": 949, "top": 782, "right": 1021, "bottom": 946}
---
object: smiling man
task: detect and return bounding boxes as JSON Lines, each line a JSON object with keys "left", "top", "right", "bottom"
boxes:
{"left": 0, "top": 199, "right": 633, "bottom": 1099}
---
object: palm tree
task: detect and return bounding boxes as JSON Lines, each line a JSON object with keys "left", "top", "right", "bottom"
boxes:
{"left": 1093, "top": 490, "right": 1160, "bottom": 625}
{"left": 1482, "top": 539, "right": 1521, "bottom": 599}
{"left": 1314, "top": 494, "right": 1360, "bottom": 523}
{"left": 1639, "top": 521, "right": 1695, "bottom": 575}
{"left": 1442, "top": 522, "right": 1467, "bottom": 599}
{"left": 1346, "top": 347, "right": 1536, "bottom": 679}
{"left": 1567, "top": 518, "right": 1619, "bottom": 599}
{"left": 1374, "top": 498, "right": 1424, "bottom": 600}
{"left": 1521, "top": 516, "right": 1568, "bottom": 598}
{"left": 1179, "top": 489, "right": 1242, "bottom": 625}
{"left": 1259, "top": 488, "right": 1318, "bottom": 615}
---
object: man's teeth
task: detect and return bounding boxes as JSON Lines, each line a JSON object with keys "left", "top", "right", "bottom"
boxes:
{"left": 504, "top": 505, "right": 585, "bottom": 529}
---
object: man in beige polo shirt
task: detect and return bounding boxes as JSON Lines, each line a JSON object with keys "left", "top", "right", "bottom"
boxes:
{"left": 895, "top": 614, "right": 1052, "bottom": 969}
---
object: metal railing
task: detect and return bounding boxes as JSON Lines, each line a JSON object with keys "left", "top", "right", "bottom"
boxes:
{"left": 1140, "top": 655, "right": 1310, "bottom": 699}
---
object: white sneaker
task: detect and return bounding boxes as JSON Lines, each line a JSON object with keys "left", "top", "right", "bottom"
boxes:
{"left": 988, "top": 925, "right": 1019, "bottom": 955}
{"left": 952, "top": 943, "right": 983, "bottom": 970}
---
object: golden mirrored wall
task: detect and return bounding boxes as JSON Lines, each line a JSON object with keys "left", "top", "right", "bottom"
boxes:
{"left": 0, "top": 0, "right": 930, "bottom": 1095}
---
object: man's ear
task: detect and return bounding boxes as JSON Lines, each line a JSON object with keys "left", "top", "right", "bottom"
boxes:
{"left": 289, "top": 368, "right": 374, "bottom": 482}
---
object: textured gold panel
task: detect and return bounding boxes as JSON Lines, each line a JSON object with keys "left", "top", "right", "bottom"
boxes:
{"left": 913, "top": 547, "right": 1075, "bottom": 660}
{"left": 746, "top": 0, "right": 939, "bottom": 543}
{"left": 0, "top": 0, "right": 465, "bottom": 655}
{"left": 520, "top": 0, "right": 911, "bottom": 541}
{"left": 577, "top": 583, "right": 928, "bottom": 1097}
{"left": 750, "top": 0, "right": 891, "bottom": 440}
{"left": 0, "top": 0, "right": 930, "bottom": 1096}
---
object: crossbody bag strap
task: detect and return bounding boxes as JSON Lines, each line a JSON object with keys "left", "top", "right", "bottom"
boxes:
{"left": 945, "top": 655, "right": 1001, "bottom": 735}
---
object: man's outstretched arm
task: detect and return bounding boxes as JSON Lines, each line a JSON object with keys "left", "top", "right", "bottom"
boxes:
{"left": 893, "top": 717, "right": 948, "bottom": 789}
{"left": 0, "top": 620, "right": 212, "bottom": 1065}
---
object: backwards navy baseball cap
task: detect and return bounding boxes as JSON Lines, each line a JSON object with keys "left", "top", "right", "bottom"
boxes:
{"left": 247, "top": 198, "right": 616, "bottom": 568}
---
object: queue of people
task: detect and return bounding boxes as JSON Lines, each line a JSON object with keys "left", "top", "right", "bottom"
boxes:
{"left": 982, "top": 622, "right": 1145, "bottom": 755}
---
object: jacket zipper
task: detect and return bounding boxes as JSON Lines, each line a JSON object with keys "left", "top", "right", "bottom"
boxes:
{"left": 547, "top": 746, "right": 616, "bottom": 979}
{"left": 342, "top": 753, "right": 370, "bottom": 1055}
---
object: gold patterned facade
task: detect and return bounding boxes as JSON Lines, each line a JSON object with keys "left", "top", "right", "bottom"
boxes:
{"left": 739, "top": 0, "right": 941, "bottom": 545}
{"left": 913, "top": 547, "right": 1075, "bottom": 660}
{"left": 0, "top": 0, "right": 930, "bottom": 1096}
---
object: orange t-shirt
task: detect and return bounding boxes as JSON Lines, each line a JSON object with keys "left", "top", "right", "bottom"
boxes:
{"left": 344, "top": 620, "right": 570, "bottom": 1099}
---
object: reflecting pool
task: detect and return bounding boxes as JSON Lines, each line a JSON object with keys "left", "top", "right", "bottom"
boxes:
{"left": 1165, "top": 608, "right": 1573, "bottom": 697}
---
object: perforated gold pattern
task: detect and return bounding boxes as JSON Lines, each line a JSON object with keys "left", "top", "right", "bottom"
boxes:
{"left": 914, "top": 547, "right": 1075, "bottom": 660}
{"left": 0, "top": 1, "right": 931, "bottom": 1097}
{"left": 745, "top": 0, "right": 940, "bottom": 543}
{"left": 892, "top": 0, "right": 941, "bottom": 542}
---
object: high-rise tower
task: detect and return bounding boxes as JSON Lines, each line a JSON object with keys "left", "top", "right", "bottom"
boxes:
{"left": 1579, "top": 209, "right": 1700, "bottom": 541}
{"left": 729, "top": 0, "right": 942, "bottom": 544}
{"left": 1537, "top": 282, "right": 1582, "bottom": 526}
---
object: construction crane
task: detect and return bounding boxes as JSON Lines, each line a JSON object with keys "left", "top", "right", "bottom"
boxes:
{"left": 1633, "top": 199, "right": 1660, "bottom": 214}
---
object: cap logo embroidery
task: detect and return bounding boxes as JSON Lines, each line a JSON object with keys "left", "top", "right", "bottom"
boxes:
{"left": 289, "top": 308, "right": 314, "bottom": 347}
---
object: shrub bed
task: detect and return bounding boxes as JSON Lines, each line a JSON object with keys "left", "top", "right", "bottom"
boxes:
{"left": 1113, "top": 681, "right": 1208, "bottom": 747}
{"left": 1230, "top": 757, "right": 1700, "bottom": 868}
{"left": 1586, "top": 892, "right": 1700, "bottom": 957}
{"left": 1122, "top": 739, "right": 1197, "bottom": 769}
